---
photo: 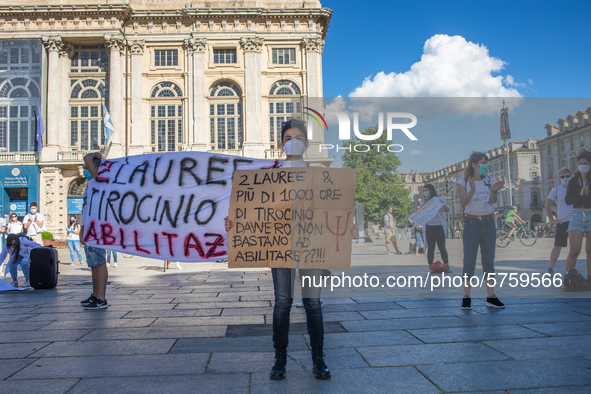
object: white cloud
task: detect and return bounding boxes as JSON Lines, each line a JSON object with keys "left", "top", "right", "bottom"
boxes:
{"left": 350, "top": 34, "right": 523, "bottom": 98}
{"left": 410, "top": 149, "right": 423, "bottom": 155}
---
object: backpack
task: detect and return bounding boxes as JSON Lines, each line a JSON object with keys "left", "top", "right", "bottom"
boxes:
{"left": 380, "top": 214, "right": 386, "bottom": 228}
{"left": 431, "top": 261, "right": 449, "bottom": 273}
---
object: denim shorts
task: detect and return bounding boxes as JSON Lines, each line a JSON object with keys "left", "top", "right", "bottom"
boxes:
{"left": 568, "top": 209, "right": 591, "bottom": 232}
{"left": 84, "top": 245, "right": 107, "bottom": 268}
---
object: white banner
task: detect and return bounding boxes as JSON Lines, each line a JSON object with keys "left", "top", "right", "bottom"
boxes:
{"left": 408, "top": 197, "right": 445, "bottom": 227}
{"left": 82, "top": 151, "right": 281, "bottom": 262}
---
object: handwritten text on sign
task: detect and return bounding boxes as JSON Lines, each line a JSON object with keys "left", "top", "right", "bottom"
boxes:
{"left": 408, "top": 197, "right": 445, "bottom": 227}
{"left": 82, "top": 151, "right": 279, "bottom": 262}
{"left": 228, "top": 168, "right": 356, "bottom": 269}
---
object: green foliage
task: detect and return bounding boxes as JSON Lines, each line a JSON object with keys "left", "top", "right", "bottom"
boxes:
{"left": 342, "top": 126, "right": 412, "bottom": 224}
{"left": 41, "top": 231, "right": 54, "bottom": 240}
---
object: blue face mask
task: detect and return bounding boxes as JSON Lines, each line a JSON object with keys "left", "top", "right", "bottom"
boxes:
{"left": 477, "top": 164, "right": 489, "bottom": 176}
{"left": 83, "top": 169, "right": 92, "bottom": 179}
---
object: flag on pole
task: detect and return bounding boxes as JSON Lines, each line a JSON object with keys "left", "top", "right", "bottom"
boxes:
{"left": 500, "top": 107, "right": 511, "bottom": 140}
{"left": 35, "top": 102, "right": 44, "bottom": 152}
{"left": 103, "top": 102, "right": 115, "bottom": 147}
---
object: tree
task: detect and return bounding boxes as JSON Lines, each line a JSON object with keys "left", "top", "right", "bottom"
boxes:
{"left": 342, "top": 126, "right": 412, "bottom": 225}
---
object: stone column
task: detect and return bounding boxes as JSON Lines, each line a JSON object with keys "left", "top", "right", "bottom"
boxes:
{"left": 127, "top": 39, "right": 145, "bottom": 156}
{"left": 41, "top": 36, "right": 64, "bottom": 162}
{"left": 239, "top": 37, "right": 265, "bottom": 158}
{"left": 58, "top": 42, "right": 72, "bottom": 151}
{"left": 105, "top": 34, "right": 125, "bottom": 158}
{"left": 184, "top": 36, "right": 208, "bottom": 151}
{"left": 302, "top": 38, "right": 331, "bottom": 166}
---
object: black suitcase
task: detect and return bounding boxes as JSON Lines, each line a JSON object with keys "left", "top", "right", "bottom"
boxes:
{"left": 30, "top": 246, "right": 60, "bottom": 289}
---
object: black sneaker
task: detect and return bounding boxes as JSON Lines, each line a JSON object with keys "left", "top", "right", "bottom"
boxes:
{"left": 81, "top": 295, "right": 96, "bottom": 305}
{"left": 461, "top": 296, "right": 471, "bottom": 310}
{"left": 486, "top": 295, "right": 505, "bottom": 308}
{"left": 548, "top": 267, "right": 555, "bottom": 276}
{"left": 565, "top": 269, "right": 591, "bottom": 291}
{"left": 84, "top": 299, "right": 109, "bottom": 310}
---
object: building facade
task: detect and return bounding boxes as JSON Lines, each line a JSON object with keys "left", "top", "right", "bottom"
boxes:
{"left": 537, "top": 107, "right": 591, "bottom": 220}
{"left": 0, "top": 0, "right": 332, "bottom": 238}
{"left": 403, "top": 139, "right": 542, "bottom": 233}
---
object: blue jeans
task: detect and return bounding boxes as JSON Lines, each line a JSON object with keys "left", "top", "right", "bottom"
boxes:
{"left": 272, "top": 268, "right": 324, "bottom": 348}
{"left": 9, "top": 255, "right": 29, "bottom": 280}
{"left": 106, "top": 250, "right": 118, "bottom": 264}
{"left": 67, "top": 240, "right": 83, "bottom": 263}
{"left": 463, "top": 217, "right": 496, "bottom": 277}
{"left": 414, "top": 229, "right": 424, "bottom": 249}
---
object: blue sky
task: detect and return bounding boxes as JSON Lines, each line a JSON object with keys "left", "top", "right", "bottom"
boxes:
{"left": 317, "top": 0, "right": 591, "bottom": 172}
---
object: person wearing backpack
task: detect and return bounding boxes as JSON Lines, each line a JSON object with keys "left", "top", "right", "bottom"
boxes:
{"left": 66, "top": 216, "right": 83, "bottom": 266}
{"left": 382, "top": 206, "right": 403, "bottom": 255}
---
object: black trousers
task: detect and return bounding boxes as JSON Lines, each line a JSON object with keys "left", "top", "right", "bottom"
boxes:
{"left": 426, "top": 225, "right": 449, "bottom": 265}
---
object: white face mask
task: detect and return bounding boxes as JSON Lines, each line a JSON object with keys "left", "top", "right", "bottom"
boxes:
{"left": 560, "top": 176, "right": 571, "bottom": 186}
{"left": 579, "top": 164, "right": 590, "bottom": 174}
{"left": 423, "top": 191, "right": 430, "bottom": 198}
{"left": 283, "top": 139, "right": 307, "bottom": 156}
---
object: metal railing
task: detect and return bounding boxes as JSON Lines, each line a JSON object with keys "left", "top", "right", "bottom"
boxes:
{"left": 57, "top": 150, "right": 96, "bottom": 162}
{"left": 0, "top": 152, "right": 38, "bottom": 162}
{"left": 265, "top": 149, "right": 284, "bottom": 159}
{"left": 208, "top": 149, "right": 244, "bottom": 157}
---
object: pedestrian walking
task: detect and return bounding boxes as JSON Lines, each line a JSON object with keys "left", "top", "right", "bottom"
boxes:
{"left": 545, "top": 167, "right": 573, "bottom": 277}
{"left": 422, "top": 184, "right": 451, "bottom": 272}
{"left": 382, "top": 206, "right": 403, "bottom": 255}
{"left": 67, "top": 216, "right": 83, "bottom": 266}
{"left": 106, "top": 250, "right": 118, "bottom": 268}
{"left": 456, "top": 151, "right": 505, "bottom": 309}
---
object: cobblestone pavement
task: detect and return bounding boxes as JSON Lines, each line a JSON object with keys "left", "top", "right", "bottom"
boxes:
{"left": 1, "top": 238, "right": 590, "bottom": 393}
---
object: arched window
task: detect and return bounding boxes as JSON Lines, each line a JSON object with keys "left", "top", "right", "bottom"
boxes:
{"left": 268, "top": 80, "right": 301, "bottom": 148}
{"left": 0, "top": 77, "right": 40, "bottom": 152}
{"left": 209, "top": 82, "right": 242, "bottom": 150}
{"left": 69, "top": 79, "right": 107, "bottom": 150}
{"left": 150, "top": 82, "right": 183, "bottom": 152}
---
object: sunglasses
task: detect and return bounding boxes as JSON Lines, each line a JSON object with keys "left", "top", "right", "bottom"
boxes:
{"left": 560, "top": 175, "right": 571, "bottom": 179}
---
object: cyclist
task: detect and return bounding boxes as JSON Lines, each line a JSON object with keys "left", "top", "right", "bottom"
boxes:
{"left": 503, "top": 206, "right": 526, "bottom": 239}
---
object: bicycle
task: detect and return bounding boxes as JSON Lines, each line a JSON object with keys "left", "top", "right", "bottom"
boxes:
{"left": 496, "top": 221, "right": 537, "bottom": 248}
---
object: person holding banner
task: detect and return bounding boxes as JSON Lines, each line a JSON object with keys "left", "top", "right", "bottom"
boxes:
{"left": 80, "top": 153, "right": 109, "bottom": 310}
{"left": 456, "top": 152, "right": 505, "bottom": 310}
{"left": 422, "top": 184, "right": 451, "bottom": 272}
{"left": 225, "top": 119, "right": 331, "bottom": 381}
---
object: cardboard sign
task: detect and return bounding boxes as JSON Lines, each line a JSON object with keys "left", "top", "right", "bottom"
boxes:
{"left": 409, "top": 197, "right": 445, "bottom": 227}
{"left": 82, "top": 151, "right": 281, "bottom": 262}
{"left": 228, "top": 168, "right": 356, "bottom": 270}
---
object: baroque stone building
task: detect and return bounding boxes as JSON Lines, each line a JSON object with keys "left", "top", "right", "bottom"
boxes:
{"left": 0, "top": 0, "right": 332, "bottom": 238}
{"left": 537, "top": 107, "right": 591, "bottom": 220}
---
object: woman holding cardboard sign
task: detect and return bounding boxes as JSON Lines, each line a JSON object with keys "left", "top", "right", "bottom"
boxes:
{"left": 225, "top": 120, "right": 331, "bottom": 381}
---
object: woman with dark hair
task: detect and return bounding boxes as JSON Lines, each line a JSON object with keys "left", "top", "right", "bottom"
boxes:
{"left": 456, "top": 152, "right": 504, "bottom": 309}
{"left": 563, "top": 149, "right": 591, "bottom": 291}
{"left": 0, "top": 233, "right": 41, "bottom": 287}
{"left": 423, "top": 183, "right": 451, "bottom": 272}
{"left": 225, "top": 119, "right": 332, "bottom": 381}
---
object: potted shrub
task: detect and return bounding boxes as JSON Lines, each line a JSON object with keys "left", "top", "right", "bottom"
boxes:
{"left": 41, "top": 231, "right": 54, "bottom": 246}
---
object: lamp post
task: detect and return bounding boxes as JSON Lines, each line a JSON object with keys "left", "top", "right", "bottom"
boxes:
{"left": 500, "top": 176, "right": 520, "bottom": 208}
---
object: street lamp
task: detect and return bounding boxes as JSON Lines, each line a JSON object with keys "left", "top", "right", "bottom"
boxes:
{"left": 500, "top": 176, "right": 520, "bottom": 207}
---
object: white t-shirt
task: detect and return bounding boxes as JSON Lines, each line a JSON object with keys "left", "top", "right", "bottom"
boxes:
{"left": 67, "top": 224, "right": 80, "bottom": 241}
{"left": 0, "top": 217, "right": 5, "bottom": 230}
{"left": 457, "top": 176, "right": 497, "bottom": 216}
{"left": 426, "top": 196, "right": 449, "bottom": 227}
{"left": 7, "top": 221, "right": 23, "bottom": 234}
{"left": 22, "top": 213, "right": 45, "bottom": 236}
{"left": 547, "top": 186, "right": 573, "bottom": 223}
{"left": 383, "top": 213, "right": 395, "bottom": 231}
